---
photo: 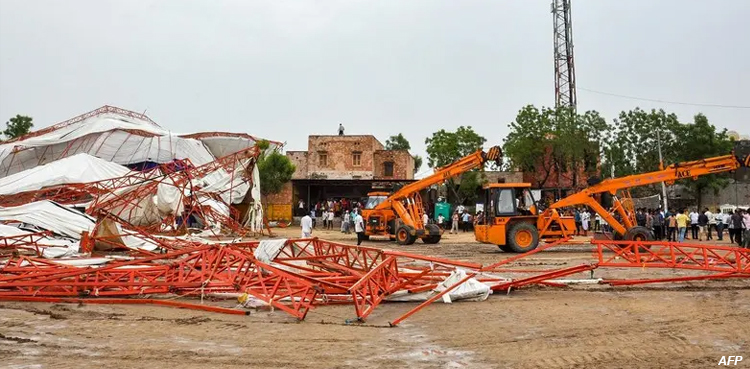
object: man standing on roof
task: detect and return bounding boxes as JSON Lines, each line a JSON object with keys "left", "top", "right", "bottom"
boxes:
{"left": 338, "top": 123, "right": 345, "bottom": 136}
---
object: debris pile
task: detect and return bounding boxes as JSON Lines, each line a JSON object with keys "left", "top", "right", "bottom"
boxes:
{"left": 0, "top": 106, "right": 279, "bottom": 260}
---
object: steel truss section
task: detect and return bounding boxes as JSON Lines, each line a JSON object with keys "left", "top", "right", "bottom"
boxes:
{"left": 0, "top": 237, "right": 748, "bottom": 324}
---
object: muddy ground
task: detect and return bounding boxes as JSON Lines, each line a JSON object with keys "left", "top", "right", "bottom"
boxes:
{"left": 1, "top": 228, "right": 748, "bottom": 368}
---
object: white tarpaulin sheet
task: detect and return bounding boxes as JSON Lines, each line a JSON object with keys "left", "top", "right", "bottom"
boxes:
{"left": 386, "top": 269, "right": 491, "bottom": 303}
{"left": 254, "top": 238, "right": 287, "bottom": 263}
{"left": 0, "top": 112, "right": 216, "bottom": 177}
{"left": 0, "top": 222, "right": 81, "bottom": 258}
{"left": 198, "top": 161, "right": 252, "bottom": 205}
{"left": 0, "top": 153, "right": 131, "bottom": 195}
{"left": 0, "top": 200, "right": 95, "bottom": 239}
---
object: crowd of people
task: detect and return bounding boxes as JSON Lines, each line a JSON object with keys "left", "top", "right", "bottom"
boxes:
{"left": 594, "top": 207, "right": 750, "bottom": 247}
{"left": 665, "top": 207, "right": 750, "bottom": 246}
{"left": 298, "top": 196, "right": 750, "bottom": 249}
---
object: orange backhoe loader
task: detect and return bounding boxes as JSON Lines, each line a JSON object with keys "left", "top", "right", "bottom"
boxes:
{"left": 362, "top": 146, "right": 502, "bottom": 245}
{"left": 475, "top": 152, "right": 750, "bottom": 252}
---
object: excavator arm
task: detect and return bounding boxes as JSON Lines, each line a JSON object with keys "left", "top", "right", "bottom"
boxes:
{"left": 373, "top": 146, "right": 502, "bottom": 232}
{"left": 548, "top": 153, "right": 749, "bottom": 238}
{"left": 378, "top": 146, "right": 503, "bottom": 205}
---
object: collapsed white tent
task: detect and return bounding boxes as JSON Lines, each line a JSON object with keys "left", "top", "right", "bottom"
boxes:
{"left": 0, "top": 106, "right": 216, "bottom": 178}
{"left": 0, "top": 153, "right": 131, "bottom": 196}
{"left": 0, "top": 200, "right": 95, "bottom": 239}
{"left": 182, "top": 132, "right": 282, "bottom": 159}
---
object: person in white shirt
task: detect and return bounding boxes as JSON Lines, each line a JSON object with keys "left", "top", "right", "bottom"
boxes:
{"left": 422, "top": 212, "right": 429, "bottom": 226}
{"left": 354, "top": 210, "right": 365, "bottom": 245}
{"left": 327, "top": 210, "right": 334, "bottom": 230}
{"left": 725, "top": 212, "right": 734, "bottom": 243}
{"left": 580, "top": 209, "right": 591, "bottom": 236}
{"left": 705, "top": 209, "right": 715, "bottom": 240}
{"left": 300, "top": 212, "right": 313, "bottom": 238}
{"left": 689, "top": 210, "right": 699, "bottom": 240}
{"left": 298, "top": 200, "right": 305, "bottom": 216}
{"left": 437, "top": 214, "right": 445, "bottom": 228}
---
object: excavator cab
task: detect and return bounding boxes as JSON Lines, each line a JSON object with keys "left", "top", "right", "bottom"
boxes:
{"left": 364, "top": 192, "right": 389, "bottom": 209}
{"left": 475, "top": 183, "right": 543, "bottom": 252}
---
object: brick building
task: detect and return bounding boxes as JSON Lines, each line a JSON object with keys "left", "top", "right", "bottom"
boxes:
{"left": 265, "top": 135, "right": 415, "bottom": 221}
{"left": 521, "top": 143, "right": 601, "bottom": 204}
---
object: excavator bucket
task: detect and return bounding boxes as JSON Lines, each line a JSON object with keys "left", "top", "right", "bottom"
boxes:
{"left": 484, "top": 146, "right": 503, "bottom": 167}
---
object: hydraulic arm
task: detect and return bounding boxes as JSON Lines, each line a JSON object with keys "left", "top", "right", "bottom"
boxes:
{"left": 548, "top": 153, "right": 749, "bottom": 237}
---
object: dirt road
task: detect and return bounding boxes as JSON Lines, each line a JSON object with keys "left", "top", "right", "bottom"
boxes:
{"left": 1, "top": 228, "right": 748, "bottom": 368}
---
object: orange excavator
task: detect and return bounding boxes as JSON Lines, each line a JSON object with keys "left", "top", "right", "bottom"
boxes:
{"left": 362, "top": 146, "right": 502, "bottom": 245}
{"left": 476, "top": 152, "right": 750, "bottom": 252}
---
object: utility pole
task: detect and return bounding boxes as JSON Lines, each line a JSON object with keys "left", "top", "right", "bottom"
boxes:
{"left": 552, "top": 0, "right": 577, "bottom": 111}
{"left": 657, "top": 130, "right": 668, "bottom": 213}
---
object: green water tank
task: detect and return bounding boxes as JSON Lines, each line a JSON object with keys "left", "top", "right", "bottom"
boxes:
{"left": 434, "top": 202, "right": 451, "bottom": 221}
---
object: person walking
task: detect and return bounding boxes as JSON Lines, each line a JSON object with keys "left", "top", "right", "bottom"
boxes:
{"left": 342, "top": 210, "right": 351, "bottom": 234}
{"left": 653, "top": 210, "right": 664, "bottom": 240}
{"left": 666, "top": 212, "right": 677, "bottom": 242}
{"left": 574, "top": 209, "right": 582, "bottom": 236}
{"left": 705, "top": 208, "right": 715, "bottom": 241}
{"left": 300, "top": 212, "right": 313, "bottom": 238}
{"left": 732, "top": 209, "right": 743, "bottom": 246}
{"left": 461, "top": 211, "right": 471, "bottom": 232}
{"left": 450, "top": 212, "right": 459, "bottom": 234}
{"left": 725, "top": 211, "right": 733, "bottom": 243}
{"left": 698, "top": 210, "right": 709, "bottom": 241}
{"left": 354, "top": 210, "right": 365, "bottom": 245}
{"left": 714, "top": 209, "right": 724, "bottom": 241}
{"left": 581, "top": 209, "right": 590, "bottom": 236}
{"left": 437, "top": 214, "right": 445, "bottom": 229}
{"left": 689, "top": 209, "right": 699, "bottom": 240}
{"left": 742, "top": 210, "right": 750, "bottom": 248}
{"left": 327, "top": 210, "right": 334, "bottom": 230}
{"left": 676, "top": 209, "right": 689, "bottom": 243}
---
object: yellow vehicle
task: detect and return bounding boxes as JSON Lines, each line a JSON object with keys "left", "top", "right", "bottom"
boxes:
{"left": 362, "top": 146, "right": 502, "bottom": 245}
{"left": 476, "top": 153, "right": 750, "bottom": 252}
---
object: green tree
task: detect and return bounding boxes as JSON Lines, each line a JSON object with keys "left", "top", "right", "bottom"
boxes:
{"left": 385, "top": 133, "right": 410, "bottom": 150}
{"left": 425, "top": 126, "right": 487, "bottom": 168}
{"left": 385, "top": 133, "right": 423, "bottom": 175}
{"left": 3, "top": 115, "right": 33, "bottom": 140}
{"left": 503, "top": 105, "right": 608, "bottom": 190}
{"left": 256, "top": 140, "right": 296, "bottom": 196}
{"left": 425, "top": 126, "right": 487, "bottom": 204}
{"left": 607, "top": 108, "right": 681, "bottom": 178}
{"left": 671, "top": 114, "right": 733, "bottom": 209}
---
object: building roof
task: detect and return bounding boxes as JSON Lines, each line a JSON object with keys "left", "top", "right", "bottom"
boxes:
{"left": 483, "top": 183, "right": 532, "bottom": 189}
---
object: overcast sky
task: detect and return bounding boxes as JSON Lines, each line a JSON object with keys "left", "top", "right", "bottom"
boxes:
{"left": 1, "top": 0, "right": 748, "bottom": 175}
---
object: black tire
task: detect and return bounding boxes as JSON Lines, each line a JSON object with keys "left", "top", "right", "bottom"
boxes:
{"left": 395, "top": 225, "right": 416, "bottom": 245}
{"left": 498, "top": 244, "right": 514, "bottom": 252}
{"left": 422, "top": 235, "right": 441, "bottom": 244}
{"left": 506, "top": 222, "right": 540, "bottom": 253}
{"left": 624, "top": 226, "right": 654, "bottom": 241}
